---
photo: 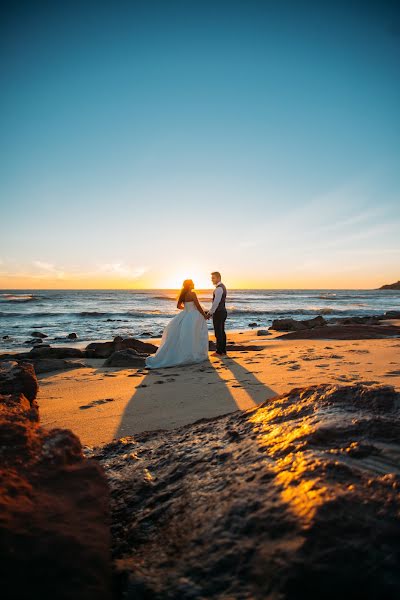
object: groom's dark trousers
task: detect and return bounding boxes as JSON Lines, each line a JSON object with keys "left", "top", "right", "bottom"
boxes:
{"left": 213, "top": 309, "right": 227, "bottom": 354}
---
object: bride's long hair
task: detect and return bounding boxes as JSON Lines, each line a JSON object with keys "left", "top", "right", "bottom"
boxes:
{"left": 177, "top": 279, "right": 194, "bottom": 307}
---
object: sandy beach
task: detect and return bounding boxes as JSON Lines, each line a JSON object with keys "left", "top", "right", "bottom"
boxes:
{"left": 37, "top": 329, "right": 400, "bottom": 446}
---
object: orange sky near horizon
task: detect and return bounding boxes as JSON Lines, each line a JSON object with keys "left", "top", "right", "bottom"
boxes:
{"left": 0, "top": 270, "right": 396, "bottom": 290}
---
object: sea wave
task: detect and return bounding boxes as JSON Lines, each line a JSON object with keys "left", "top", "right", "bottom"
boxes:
{"left": 0, "top": 310, "right": 177, "bottom": 319}
{"left": 0, "top": 293, "right": 39, "bottom": 302}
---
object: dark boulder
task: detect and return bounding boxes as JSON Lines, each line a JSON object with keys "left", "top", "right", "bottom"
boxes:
{"left": 85, "top": 341, "right": 116, "bottom": 358}
{"left": 30, "top": 331, "right": 48, "bottom": 338}
{"left": 29, "top": 346, "right": 85, "bottom": 359}
{"left": 29, "top": 358, "right": 87, "bottom": 374}
{"left": 116, "top": 338, "right": 157, "bottom": 354}
{"left": 104, "top": 349, "right": 147, "bottom": 368}
{"left": 67, "top": 332, "right": 78, "bottom": 339}
{"left": 257, "top": 329, "right": 271, "bottom": 336}
{"left": 86, "top": 338, "right": 158, "bottom": 358}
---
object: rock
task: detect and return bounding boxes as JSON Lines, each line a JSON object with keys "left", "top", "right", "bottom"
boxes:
{"left": 86, "top": 338, "right": 157, "bottom": 358}
{"left": 270, "top": 315, "right": 327, "bottom": 331}
{"left": 24, "top": 337, "right": 43, "bottom": 344}
{"left": 0, "top": 361, "right": 38, "bottom": 402}
{"left": 332, "top": 315, "right": 381, "bottom": 325}
{"left": 30, "top": 331, "right": 48, "bottom": 338}
{"left": 257, "top": 329, "right": 271, "bottom": 336}
{"left": 67, "top": 332, "right": 78, "bottom": 339}
{"left": 29, "top": 358, "right": 87, "bottom": 374}
{"left": 86, "top": 341, "right": 117, "bottom": 358}
{"left": 248, "top": 322, "right": 258, "bottom": 327}
{"left": 0, "top": 352, "right": 30, "bottom": 361}
{"left": 104, "top": 349, "right": 147, "bottom": 368}
{"left": 384, "top": 310, "right": 400, "bottom": 319}
{"left": 29, "top": 346, "right": 85, "bottom": 359}
{"left": 0, "top": 351, "right": 111, "bottom": 600}
{"left": 94, "top": 383, "right": 400, "bottom": 599}
{"left": 116, "top": 337, "right": 158, "bottom": 354}
{"left": 378, "top": 280, "right": 400, "bottom": 290}
{"left": 113, "top": 336, "right": 124, "bottom": 343}
{"left": 2, "top": 335, "right": 10, "bottom": 340}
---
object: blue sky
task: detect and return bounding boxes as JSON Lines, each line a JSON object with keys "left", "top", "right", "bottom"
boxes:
{"left": 0, "top": 0, "right": 399, "bottom": 288}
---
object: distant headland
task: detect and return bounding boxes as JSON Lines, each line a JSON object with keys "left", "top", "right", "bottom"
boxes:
{"left": 378, "top": 280, "right": 400, "bottom": 290}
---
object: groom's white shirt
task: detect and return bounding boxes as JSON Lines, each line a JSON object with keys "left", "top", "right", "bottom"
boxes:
{"left": 209, "top": 283, "right": 224, "bottom": 316}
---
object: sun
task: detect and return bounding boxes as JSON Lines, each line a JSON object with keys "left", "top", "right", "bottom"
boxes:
{"left": 159, "top": 268, "right": 212, "bottom": 290}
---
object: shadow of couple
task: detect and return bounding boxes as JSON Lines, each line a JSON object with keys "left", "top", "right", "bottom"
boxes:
{"left": 114, "top": 353, "right": 277, "bottom": 439}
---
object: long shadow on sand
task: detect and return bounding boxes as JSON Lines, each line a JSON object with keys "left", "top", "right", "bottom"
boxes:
{"left": 114, "top": 356, "right": 277, "bottom": 440}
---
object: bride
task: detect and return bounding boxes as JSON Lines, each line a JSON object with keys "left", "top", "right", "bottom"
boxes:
{"left": 145, "top": 279, "right": 209, "bottom": 369}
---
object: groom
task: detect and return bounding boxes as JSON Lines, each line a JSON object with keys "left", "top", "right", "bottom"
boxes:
{"left": 206, "top": 271, "right": 228, "bottom": 357}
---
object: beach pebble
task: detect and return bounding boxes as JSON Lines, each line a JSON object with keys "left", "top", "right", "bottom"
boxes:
{"left": 257, "top": 329, "right": 271, "bottom": 336}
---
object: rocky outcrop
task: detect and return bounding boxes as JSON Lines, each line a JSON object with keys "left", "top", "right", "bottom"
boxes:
{"left": 270, "top": 315, "right": 327, "bottom": 331}
{"left": 331, "top": 315, "right": 381, "bottom": 325}
{"left": 86, "top": 337, "right": 158, "bottom": 358}
{"left": 379, "top": 280, "right": 400, "bottom": 290}
{"left": 279, "top": 323, "right": 400, "bottom": 340}
{"left": 104, "top": 349, "right": 147, "bottom": 368}
{"left": 0, "top": 361, "right": 111, "bottom": 599}
{"left": 92, "top": 383, "right": 400, "bottom": 599}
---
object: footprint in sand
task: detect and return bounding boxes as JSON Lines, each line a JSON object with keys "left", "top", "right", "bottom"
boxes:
{"left": 384, "top": 370, "right": 400, "bottom": 377}
{"left": 80, "top": 398, "right": 115, "bottom": 410}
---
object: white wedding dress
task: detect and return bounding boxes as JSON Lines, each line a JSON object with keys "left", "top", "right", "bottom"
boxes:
{"left": 146, "top": 301, "right": 209, "bottom": 369}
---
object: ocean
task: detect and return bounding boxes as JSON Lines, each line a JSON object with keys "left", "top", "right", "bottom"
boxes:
{"left": 1, "top": 288, "right": 400, "bottom": 352}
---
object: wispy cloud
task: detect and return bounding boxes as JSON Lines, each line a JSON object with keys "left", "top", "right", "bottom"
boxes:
{"left": 0, "top": 259, "right": 148, "bottom": 283}
{"left": 98, "top": 263, "right": 148, "bottom": 279}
